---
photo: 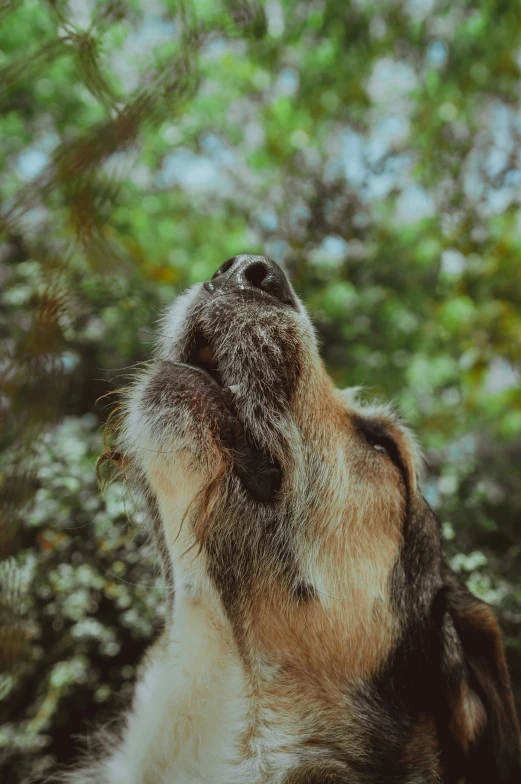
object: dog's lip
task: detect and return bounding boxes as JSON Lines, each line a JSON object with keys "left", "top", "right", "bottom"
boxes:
{"left": 179, "top": 329, "right": 245, "bottom": 427}
{"left": 175, "top": 361, "right": 223, "bottom": 390}
{"left": 182, "top": 330, "right": 230, "bottom": 392}
{"left": 203, "top": 281, "right": 295, "bottom": 310}
{"left": 176, "top": 328, "right": 282, "bottom": 503}
{"left": 178, "top": 361, "right": 238, "bottom": 415}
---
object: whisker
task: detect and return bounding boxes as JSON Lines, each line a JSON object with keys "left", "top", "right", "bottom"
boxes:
{"left": 99, "top": 567, "right": 156, "bottom": 590}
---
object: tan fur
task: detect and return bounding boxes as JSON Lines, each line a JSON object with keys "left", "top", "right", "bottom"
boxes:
{"left": 108, "top": 287, "right": 418, "bottom": 781}
{"left": 63, "top": 266, "right": 520, "bottom": 783}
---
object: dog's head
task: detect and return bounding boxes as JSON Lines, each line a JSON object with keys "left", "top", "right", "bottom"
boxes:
{"left": 116, "top": 256, "right": 520, "bottom": 782}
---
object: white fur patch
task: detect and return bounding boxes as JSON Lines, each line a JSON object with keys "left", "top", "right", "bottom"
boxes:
{"left": 67, "top": 584, "right": 305, "bottom": 784}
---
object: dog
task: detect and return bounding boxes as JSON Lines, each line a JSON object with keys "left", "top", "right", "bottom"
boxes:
{"left": 70, "top": 255, "right": 520, "bottom": 783}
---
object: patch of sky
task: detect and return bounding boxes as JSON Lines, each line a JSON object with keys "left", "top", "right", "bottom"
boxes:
{"left": 365, "top": 134, "right": 388, "bottom": 166}
{"left": 16, "top": 207, "right": 50, "bottom": 237}
{"left": 266, "top": 0, "right": 285, "bottom": 37}
{"left": 486, "top": 187, "right": 518, "bottom": 215}
{"left": 427, "top": 40, "right": 448, "bottom": 67}
{"left": 440, "top": 249, "right": 466, "bottom": 277}
{"left": 110, "top": 15, "right": 177, "bottom": 94}
{"left": 376, "top": 115, "right": 410, "bottom": 144}
{"left": 366, "top": 58, "right": 417, "bottom": 106}
{"left": 103, "top": 150, "right": 139, "bottom": 181}
{"left": 128, "top": 162, "right": 152, "bottom": 189}
{"left": 484, "top": 356, "right": 519, "bottom": 395}
{"left": 362, "top": 155, "right": 411, "bottom": 203}
{"left": 369, "top": 17, "right": 386, "bottom": 40}
{"left": 406, "top": 0, "right": 436, "bottom": 20}
{"left": 423, "top": 478, "right": 440, "bottom": 507}
{"left": 274, "top": 67, "right": 300, "bottom": 97}
{"left": 451, "top": 550, "right": 488, "bottom": 573}
{"left": 485, "top": 147, "right": 509, "bottom": 179}
{"left": 258, "top": 210, "right": 279, "bottom": 231}
{"left": 202, "top": 36, "right": 228, "bottom": 60}
{"left": 339, "top": 129, "right": 365, "bottom": 187}
{"left": 17, "top": 149, "right": 48, "bottom": 182}
{"left": 288, "top": 203, "right": 311, "bottom": 231}
{"left": 157, "top": 149, "right": 233, "bottom": 195}
{"left": 309, "top": 235, "right": 348, "bottom": 268}
{"left": 67, "top": 0, "right": 95, "bottom": 29}
{"left": 490, "top": 101, "right": 514, "bottom": 153}
{"left": 61, "top": 352, "right": 80, "bottom": 373}
{"left": 505, "top": 169, "right": 521, "bottom": 189}
{"left": 200, "top": 133, "right": 237, "bottom": 167}
{"left": 327, "top": 117, "right": 413, "bottom": 202}
{"left": 444, "top": 433, "right": 478, "bottom": 462}
{"left": 243, "top": 121, "right": 266, "bottom": 150}
{"left": 463, "top": 148, "right": 484, "bottom": 203}
{"left": 364, "top": 172, "right": 395, "bottom": 201}
{"left": 395, "top": 185, "right": 435, "bottom": 224}
{"left": 265, "top": 240, "right": 291, "bottom": 264}
{"left": 134, "top": 16, "right": 176, "bottom": 48}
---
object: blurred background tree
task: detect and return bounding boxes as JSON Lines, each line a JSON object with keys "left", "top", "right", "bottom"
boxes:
{"left": 1, "top": 0, "right": 520, "bottom": 781}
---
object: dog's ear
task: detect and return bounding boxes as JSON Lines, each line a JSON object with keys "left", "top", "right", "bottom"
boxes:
{"left": 440, "top": 572, "right": 521, "bottom": 783}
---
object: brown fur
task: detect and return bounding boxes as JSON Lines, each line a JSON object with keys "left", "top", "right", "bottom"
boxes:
{"left": 282, "top": 762, "right": 349, "bottom": 783}
{"left": 76, "top": 257, "right": 520, "bottom": 784}
{"left": 442, "top": 578, "right": 521, "bottom": 781}
{"left": 403, "top": 714, "right": 440, "bottom": 765}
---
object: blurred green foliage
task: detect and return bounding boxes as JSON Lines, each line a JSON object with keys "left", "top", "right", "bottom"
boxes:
{"left": 1, "top": 0, "right": 521, "bottom": 781}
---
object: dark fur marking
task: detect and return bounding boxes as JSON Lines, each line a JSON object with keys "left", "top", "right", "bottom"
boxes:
{"left": 204, "top": 507, "right": 307, "bottom": 655}
{"left": 282, "top": 762, "right": 350, "bottom": 783}
{"left": 339, "top": 502, "right": 447, "bottom": 782}
{"left": 390, "top": 499, "right": 442, "bottom": 620}
{"left": 144, "top": 487, "right": 175, "bottom": 616}
{"left": 442, "top": 573, "right": 521, "bottom": 783}
{"left": 231, "top": 425, "right": 282, "bottom": 503}
{"left": 356, "top": 496, "right": 521, "bottom": 784}
{"left": 291, "top": 581, "right": 317, "bottom": 603}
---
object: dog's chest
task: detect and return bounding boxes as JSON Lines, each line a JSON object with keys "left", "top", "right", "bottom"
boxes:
{"left": 108, "top": 594, "right": 301, "bottom": 784}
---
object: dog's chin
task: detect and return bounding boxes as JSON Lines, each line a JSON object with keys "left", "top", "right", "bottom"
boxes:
{"left": 166, "top": 359, "right": 282, "bottom": 504}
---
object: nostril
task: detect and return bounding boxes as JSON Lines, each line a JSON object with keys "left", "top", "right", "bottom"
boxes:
{"left": 212, "top": 257, "right": 236, "bottom": 280}
{"left": 244, "top": 262, "right": 269, "bottom": 291}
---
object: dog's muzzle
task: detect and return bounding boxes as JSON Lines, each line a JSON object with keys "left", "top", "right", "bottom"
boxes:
{"left": 171, "top": 256, "right": 294, "bottom": 502}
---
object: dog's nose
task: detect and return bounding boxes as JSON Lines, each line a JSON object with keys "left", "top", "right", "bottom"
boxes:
{"left": 204, "top": 255, "right": 295, "bottom": 307}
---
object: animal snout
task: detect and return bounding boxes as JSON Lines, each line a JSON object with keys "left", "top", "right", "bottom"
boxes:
{"left": 204, "top": 254, "right": 295, "bottom": 307}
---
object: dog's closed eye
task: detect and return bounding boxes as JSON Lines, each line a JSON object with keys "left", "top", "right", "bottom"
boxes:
{"left": 372, "top": 440, "right": 391, "bottom": 456}
{"left": 367, "top": 433, "right": 397, "bottom": 459}
{"left": 355, "top": 418, "right": 406, "bottom": 476}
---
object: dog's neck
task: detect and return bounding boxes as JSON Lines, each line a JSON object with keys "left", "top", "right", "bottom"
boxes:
{"left": 153, "top": 560, "right": 442, "bottom": 784}
{"left": 146, "top": 477, "right": 442, "bottom": 783}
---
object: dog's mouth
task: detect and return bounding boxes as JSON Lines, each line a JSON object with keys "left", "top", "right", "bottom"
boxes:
{"left": 186, "top": 329, "right": 226, "bottom": 388}
{"left": 183, "top": 328, "right": 238, "bottom": 406}
{"left": 181, "top": 327, "right": 282, "bottom": 504}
